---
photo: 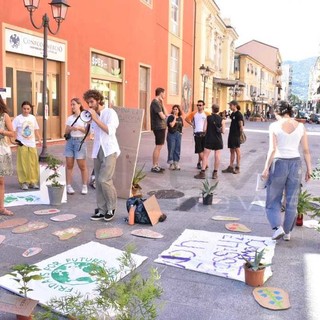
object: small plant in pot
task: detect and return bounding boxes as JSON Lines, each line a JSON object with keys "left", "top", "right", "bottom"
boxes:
{"left": 131, "top": 163, "right": 146, "bottom": 198}
{"left": 296, "top": 189, "right": 320, "bottom": 226}
{"left": 45, "top": 155, "right": 65, "bottom": 206}
{"left": 241, "top": 249, "right": 272, "bottom": 287}
{"left": 9, "top": 264, "right": 43, "bottom": 320}
{"left": 200, "top": 179, "right": 218, "bottom": 205}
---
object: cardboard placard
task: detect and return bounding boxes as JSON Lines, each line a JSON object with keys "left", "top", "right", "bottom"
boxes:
{"left": 253, "top": 287, "right": 291, "bottom": 310}
{"left": 0, "top": 291, "right": 38, "bottom": 316}
{"left": 143, "top": 195, "right": 163, "bottom": 226}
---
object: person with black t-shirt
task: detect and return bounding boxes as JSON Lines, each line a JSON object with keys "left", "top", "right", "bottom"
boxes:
{"left": 166, "top": 105, "right": 183, "bottom": 170}
{"left": 222, "top": 100, "right": 244, "bottom": 174}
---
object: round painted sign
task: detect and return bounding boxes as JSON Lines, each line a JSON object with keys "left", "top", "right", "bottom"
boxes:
{"left": 50, "top": 214, "right": 76, "bottom": 222}
{"left": 52, "top": 228, "right": 82, "bottom": 240}
{"left": 131, "top": 229, "right": 163, "bottom": 239}
{"left": 0, "top": 218, "right": 28, "bottom": 229}
{"left": 34, "top": 208, "right": 60, "bottom": 215}
{"left": 253, "top": 287, "right": 291, "bottom": 310}
{"left": 225, "top": 223, "right": 251, "bottom": 233}
{"left": 212, "top": 216, "right": 240, "bottom": 221}
{"left": 12, "top": 221, "right": 49, "bottom": 234}
{"left": 22, "top": 247, "right": 42, "bottom": 258}
{"left": 96, "top": 228, "right": 123, "bottom": 239}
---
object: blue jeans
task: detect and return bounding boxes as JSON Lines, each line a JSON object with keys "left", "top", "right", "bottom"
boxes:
{"left": 266, "top": 158, "right": 302, "bottom": 233}
{"left": 166, "top": 131, "right": 182, "bottom": 164}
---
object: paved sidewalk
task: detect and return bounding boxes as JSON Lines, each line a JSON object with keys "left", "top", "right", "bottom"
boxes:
{"left": 0, "top": 121, "right": 320, "bottom": 320}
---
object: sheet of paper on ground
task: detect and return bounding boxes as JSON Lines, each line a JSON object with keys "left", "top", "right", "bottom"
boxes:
{"left": 0, "top": 241, "right": 147, "bottom": 311}
{"left": 155, "top": 229, "right": 275, "bottom": 282}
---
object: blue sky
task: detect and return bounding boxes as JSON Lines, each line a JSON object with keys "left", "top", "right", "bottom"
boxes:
{"left": 216, "top": 0, "right": 320, "bottom": 61}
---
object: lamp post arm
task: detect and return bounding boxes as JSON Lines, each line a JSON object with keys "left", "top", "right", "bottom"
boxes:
{"left": 28, "top": 11, "right": 43, "bottom": 30}
{"left": 47, "top": 19, "right": 61, "bottom": 35}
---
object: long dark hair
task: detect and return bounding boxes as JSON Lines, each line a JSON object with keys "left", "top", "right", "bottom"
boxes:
{"left": 171, "top": 104, "right": 182, "bottom": 116}
{"left": 21, "top": 101, "right": 34, "bottom": 115}
{"left": 0, "top": 95, "right": 9, "bottom": 115}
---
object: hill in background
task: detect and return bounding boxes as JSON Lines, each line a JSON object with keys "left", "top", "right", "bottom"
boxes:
{"left": 283, "top": 56, "right": 317, "bottom": 101}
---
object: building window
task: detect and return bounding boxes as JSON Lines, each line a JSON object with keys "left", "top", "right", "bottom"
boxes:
{"left": 171, "top": 0, "right": 180, "bottom": 36}
{"left": 170, "top": 45, "right": 179, "bottom": 95}
{"left": 141, "top": 0, "right": 152, "bottom": 7}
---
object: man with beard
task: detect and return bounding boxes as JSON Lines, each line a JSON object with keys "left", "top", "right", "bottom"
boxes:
{"left": 83, "top": 89, "right": 120, "bottom": 221}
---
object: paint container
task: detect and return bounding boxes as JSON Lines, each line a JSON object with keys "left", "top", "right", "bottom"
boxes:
{"left": 128, "top": 205, "right": 135, "bottom": 225}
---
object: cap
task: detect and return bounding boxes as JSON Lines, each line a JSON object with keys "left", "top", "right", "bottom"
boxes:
{"left": 228, "top": 100, "right": 239, "bottom": 107}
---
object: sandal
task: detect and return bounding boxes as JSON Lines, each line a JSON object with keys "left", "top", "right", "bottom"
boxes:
{"left": 0, "top": 208, "right": 14, "bottom": 216}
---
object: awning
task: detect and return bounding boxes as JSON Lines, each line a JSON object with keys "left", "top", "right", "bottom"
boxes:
{"left": 212, "top": 78, "right": 246, "bottom": 87}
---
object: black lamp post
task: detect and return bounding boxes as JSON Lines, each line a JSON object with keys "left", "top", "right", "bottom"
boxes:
{"left": 23, "top": 0, "right": 70, "bottom": 162}
{"left": 199, "top": 64, "right": 211, "bottom": 101}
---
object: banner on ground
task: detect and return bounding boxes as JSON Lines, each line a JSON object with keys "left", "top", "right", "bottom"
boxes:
{"left": 155, "top": 229, "right": 275, "bottom": 282}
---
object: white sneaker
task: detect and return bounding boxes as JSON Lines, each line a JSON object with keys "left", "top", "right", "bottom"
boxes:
{"left": 67, "top": 185, "right": 75, "bottom": 195}
{"left": 169, "top": 163, "right": 175, "bottom": 170}
{"left": 21, "top": 183, "right": 28, "bottom": 190}
{"left": 283, "top": 233, "right": 291, "bottom": 241}
{"left": 81, "top": 185, "right": 88, "bottom": 195}
{"left": 272, "top": 226, "right": 285, "bottom": 240}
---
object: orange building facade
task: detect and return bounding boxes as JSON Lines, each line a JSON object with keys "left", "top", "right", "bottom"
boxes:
{"left": 0, "top": 0, "right": 195, "bottom": 138}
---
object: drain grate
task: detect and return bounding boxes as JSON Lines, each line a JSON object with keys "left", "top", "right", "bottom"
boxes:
{"left": 147, "top": 189, "right": 184, "bottom": 199}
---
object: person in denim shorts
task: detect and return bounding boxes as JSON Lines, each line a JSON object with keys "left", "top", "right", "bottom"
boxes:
{"left": 64, "top": 98, "right": 88, "bottom": 195}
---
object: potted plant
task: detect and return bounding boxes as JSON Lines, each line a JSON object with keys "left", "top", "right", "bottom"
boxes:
{"left": 9, "top": 264, "right": 43, "bottom": 320}
{"left": 131, "top": 164, "right": 146, "bottom": 198}
{"left": 45, "top": 155, "right": 65, "bottom": 206}
{"left": 296, "top": 189, "right": 320, "bottom": 226}
{"left": 200, "top": 179, "right": 218, "bottom": 205}
{"left": 241, "top": 249, "right": 272, "bottom": 287}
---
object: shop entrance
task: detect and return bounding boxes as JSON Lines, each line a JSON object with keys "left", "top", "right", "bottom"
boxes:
{"left": 5, "top": 53, "right": 62, "bottom": 139}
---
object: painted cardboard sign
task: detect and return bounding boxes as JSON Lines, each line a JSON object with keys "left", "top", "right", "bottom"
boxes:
{"left": 0, "top": 218, "right": 28, "bottom": 229}
{"left": 131, "top": 229, "right": 164, "bottom": 239}
{"left": 34, "top": 208, "right": 60, "bottom": 215}
{"left": 12, "top": 221, "right": 48, "bottom": 234}
{"left": 143, "top": 195, "right": 163, "bottom": 226}
{"left": 0, "top": 235, "right": 5, "bottom": 245}
{"left": 113, "top": 107, "right": 144, "bottom": 199}
{"left": 225, "top": 223, "right": 251, "bottom": 233}
{"left": 0, "top": 291, "right": 38, "bottom": 316}
{"left": 253, "top": 287, "right": 291, "bottom": 310}
{"left": 95, "top": 228, "right": 123, "bottom": 239}
{"left": 211, "top": 216, "right": 240, "bottom": 221}
{"left": 50, "top": 214, "right": 76, "bottom": 222}
{"left": 23, "top": 247, "right": 42, "bottom": 258}
{"left": 52, "top": 227, "right": 82, "bottom": 240}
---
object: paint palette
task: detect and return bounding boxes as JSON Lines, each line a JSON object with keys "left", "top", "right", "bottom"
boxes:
{"left": 34, "top": 208, "right": 60, "bottom": 215}
{"left": 52, "top": 228, "right": 82, "bottom": 240}
{"left": 253, "top": 287, "right": 290, "bottom": 310}
{"left": 12, "top": 221, "right": 49, "bottom": 234}
{"left": 131, "top": 229, "right": 163, "bottom": 239}
{"left": 96, "top": 228, "right": 123, "bottom": 239}
{"left": 0, "top": 218, "right": 28, "bottom": 229}
{"left": 50, "top": 214, "right": 76, "bottom": 222}
{"left": 22, "top": 247, "right": 42, "bottom": 258}
{"left": 225, "top": 223, "right": 251, "bottom": 233}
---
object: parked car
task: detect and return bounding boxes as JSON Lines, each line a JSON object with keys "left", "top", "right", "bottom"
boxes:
{"left": 308, "top": 114, "right": 320, "bottom": 124}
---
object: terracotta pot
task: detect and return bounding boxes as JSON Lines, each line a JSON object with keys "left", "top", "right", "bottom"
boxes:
{"left": 296, "top": 214, "right": 303, "bottom": 226}
{"left": 16, "top": 315, "right": 33, "bottom": 320}
{"left": 203, "top": 194, "right": 213, "bottom": 205}
{"left": 132, "top": 185, "right": 142, "bottom": 198}
{"left": 243, "top": 263, "right": 265, "bottom": 287}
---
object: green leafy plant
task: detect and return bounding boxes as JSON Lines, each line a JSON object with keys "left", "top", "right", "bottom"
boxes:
{"left": 132, "top": 163, "right": 147, "bottom": 188}
{"left": 9, "top": 264, "right": 43, "bottom": 297}
{"left": 45, "top": 154, "right": 63, "bottom": 187}
{"left": 297, "top": 189, "right": 320, "bottom": 218}
{"left": 241, "top": 249, "right": 272, "bottom": 271}
{"left": 47, "top": 246, "right": 163, "bottom": 319}
{"left": 200, "top": 179, "right": 218, "bottom": 197}
{"left": 311, "top": 158, "right": 320, "bottom": 180}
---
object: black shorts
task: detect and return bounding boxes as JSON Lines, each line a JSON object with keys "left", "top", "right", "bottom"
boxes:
{"left": 228, "top": 134, "right": 240, "bottom": 149}
{"left": 194, "top": 132, "right": 205, "bottom": 153}
{"left": 153, "top": 129, "right": 166, "bottom": 145}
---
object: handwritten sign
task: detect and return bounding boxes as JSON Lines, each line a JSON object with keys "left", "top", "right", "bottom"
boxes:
{"left": 155, "top": 229, "right": 275, "bottom": 282}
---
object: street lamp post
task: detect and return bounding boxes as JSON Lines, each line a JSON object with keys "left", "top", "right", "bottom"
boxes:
{"left": 23, "top": 0, "right": 70, "bottom": 162}
{"left": 199, "top": 64, "right": 211, "bottom": 101}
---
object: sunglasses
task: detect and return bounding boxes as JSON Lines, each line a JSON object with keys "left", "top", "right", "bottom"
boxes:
{"left": 197, "top": 104, "right": 203, "bottom": 107}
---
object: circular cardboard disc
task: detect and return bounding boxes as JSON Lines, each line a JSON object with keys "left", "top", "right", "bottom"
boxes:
{"left": 50, "top": 214, "right": 76, "bottom": 222}
{"left": 212, "top": 216, "right": 240, "bottom": 221}
{"left": 96, "top": 227, "right": 123, "bottom": 239}
{"left": 12, "top": 221, "right": 48, "bottom": 234}
{"left": 0, "top": 218, "right": 28, "bottom": 229}
{"left": 0, "top": 235, "right": 5, "bottom": 244}
{"left": 22, "top": 247, "right": 42, "bottom": 258}
{"left": 253, "top": 287, "right": 291, "bottom": 310}
{"left": 225, "top": 223, "right": 251, "bottom": 233}
{"left": 52, "top": 227, "right": 82, "bottom": 240}
{"left": 34, "top": 208, "right": 60, "bottom": 215}
{"left": 131, "top": 229, "right": 163, "bottom": 239}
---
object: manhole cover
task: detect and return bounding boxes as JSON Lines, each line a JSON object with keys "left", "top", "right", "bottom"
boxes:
{"left": 147, "top": 189, "right": 184, "bottom": 199}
